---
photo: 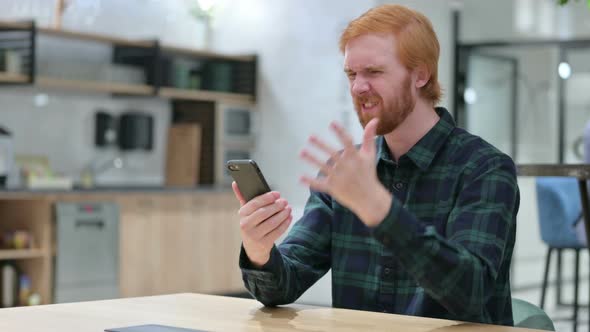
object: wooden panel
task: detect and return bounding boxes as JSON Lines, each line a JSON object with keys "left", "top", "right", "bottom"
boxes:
{"left": 38, "top": 27, "right": 154, "bottom": 48}
{"left": 160, "top": 87, "right": 254, "bottom": 105}
{"left": 0, "top": 249, "right": 45, "bottom": 260}
{"left": 36, "top": 77, "right": 153, "bottom": 95}
{"left": 161, "top": 45, "right": 255, "bottom": 62}
{"left": 118, "top": 192, "right": 244, "bottom": 297}
{"left": 0, "top": 72, "right": 28, "bottom": 83}
{"left": 0, "top": 21, "right": 32, "bottom": 29}
{"left": 117, "top": 195, "right": 159, "bottom": 297}
{"left": 165, "top": 124, "right": 202, "bottom": 187}
{"left": 172, "top": 101, "right": 216, "bottom": 185}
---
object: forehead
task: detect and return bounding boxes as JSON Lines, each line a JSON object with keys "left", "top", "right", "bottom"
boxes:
{"left": 343, "top": 33, "right": 399, "bottom": 70}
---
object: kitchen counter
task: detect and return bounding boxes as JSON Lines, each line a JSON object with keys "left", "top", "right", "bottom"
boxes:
{"left": 0, "top": 185, "right": 232, "bottom": 198}
{"left": 0, "top": 188, "right": 243, "bottom": 303}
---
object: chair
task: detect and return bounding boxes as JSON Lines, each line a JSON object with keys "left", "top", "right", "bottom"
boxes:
{"left": 512, "top": 298, "right": 555, "bottom": 331}
{"left": 536, "top": 177, "right": 588, "bottom": 332}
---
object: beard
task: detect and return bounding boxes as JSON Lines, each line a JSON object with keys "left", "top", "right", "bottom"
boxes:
{"left": 354, "top": 76, "right": 416, "bottom": 135}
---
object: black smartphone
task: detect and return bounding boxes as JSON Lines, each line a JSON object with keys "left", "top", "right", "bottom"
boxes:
{"left": 226, "top": 159, "right": 271, "bottom": 202}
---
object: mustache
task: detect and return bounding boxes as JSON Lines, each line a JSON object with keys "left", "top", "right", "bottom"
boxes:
{"left": 354, "top": 95, "right": 381, "bottom": 104}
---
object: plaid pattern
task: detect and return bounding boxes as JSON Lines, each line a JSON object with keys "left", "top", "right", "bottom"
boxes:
{"left": 240, "top": 107, "right": 520, "bottom": 326}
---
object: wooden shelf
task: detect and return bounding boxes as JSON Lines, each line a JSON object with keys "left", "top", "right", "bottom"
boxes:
{"left": 36, "top": 77, "right": 154, "bottom": 95}
{"left": 161, "top": 45, "right": 255, "bottom": 62}
{"left": 0, "top": 249, "right": 46, "bottom": 260}
{"left": 0, "top": 21, "right": 257, "bottom": 103}
{"left": 159, "top": 87, "right": 254, "bottom": 105}
{"left": 0, "top": 21, "right": 32, "bottom": 30}
{"left": 38, "top": 27, "right": 154, "bottom": 48}
{"left": 0, "top": 72, "right": 29, "bottom": 83}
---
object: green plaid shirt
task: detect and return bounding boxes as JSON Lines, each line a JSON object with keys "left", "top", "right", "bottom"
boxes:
{"left": 240, "top": 107, "right": 520, "bottom": 326}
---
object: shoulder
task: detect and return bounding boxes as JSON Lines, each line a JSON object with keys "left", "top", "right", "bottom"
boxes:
{"left": 445, "top": 128, "right": 516, "bottom": 178}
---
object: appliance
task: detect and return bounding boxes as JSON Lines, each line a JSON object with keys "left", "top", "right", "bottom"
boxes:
{"left": 54, "top": 202, "right": 119, "bottom": 303}
{"left": 118, "top": 112, "right": 153, "bottom": 151}
{"left": 215, "top": 104, "right": 256, "bottom": 184}
{"left": 95, "top": 111, "right": 118, "bottom": 147}
{"left": 0, "top": 126, "right": 14, "bottom": 187}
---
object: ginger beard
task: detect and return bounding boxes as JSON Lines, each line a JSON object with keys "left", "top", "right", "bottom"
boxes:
{"left": 355, "top": 75, "right": 416, "bottom": 135}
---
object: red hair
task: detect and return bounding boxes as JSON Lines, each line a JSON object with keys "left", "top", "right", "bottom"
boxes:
{"left": 339, "top": 4, "right": 442, "bottom": 105}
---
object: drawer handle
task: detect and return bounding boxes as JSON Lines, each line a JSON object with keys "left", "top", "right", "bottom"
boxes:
{"left": 75, "top": 220, "right": 105, "bottom": 229}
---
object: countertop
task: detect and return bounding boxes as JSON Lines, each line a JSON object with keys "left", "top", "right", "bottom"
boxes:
{"left": 0, "top": 185, "right": 232, "bottom": 198}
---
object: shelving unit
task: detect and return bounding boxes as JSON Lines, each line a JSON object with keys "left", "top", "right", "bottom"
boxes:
{"left": 0, "top": 20, "right": 257, "bottom": 104}
{"left": 0, "top": 199, "right": 52, "bottom": 306}
{"left": 38, "top": 27, "right": 154, "bottom": 48}
{"left": 0, "top": 249, "right": 46, "bottom": 260}
{"left": 159, "top": 87, "right": 254, "bottom": 104}
{"left": 36, "top": 77, "right": 154, "bottom": 95}
{"left": 0, "top": 72, "right": 28, "bottom": 83}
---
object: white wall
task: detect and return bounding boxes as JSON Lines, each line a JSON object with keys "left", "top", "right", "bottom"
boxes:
{"left": 212, "top": 0, "right": 382, "bottom": 209}
{"left": 211, "top": 0, "right": 384, "bottom": 306}
{"left": 0, "top": 0, "right": 217, "bottom": 185}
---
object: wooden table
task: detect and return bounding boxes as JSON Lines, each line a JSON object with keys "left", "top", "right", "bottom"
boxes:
{"left": 0, "top": 293, "right": 545, "bottom": 331}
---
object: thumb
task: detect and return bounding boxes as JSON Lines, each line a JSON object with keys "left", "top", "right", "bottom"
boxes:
{"left": 360, "top": 118, "right": 379, "bottom": 155}
{"left": 232, "top": 181, "right": 246, "bottom": 206}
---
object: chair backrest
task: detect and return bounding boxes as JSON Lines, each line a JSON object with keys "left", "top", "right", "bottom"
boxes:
{"left": 512, "top": 298, "right": 555, "bottom": 331}
{"left": 535, "top": 177, "right": 583, "bottom": 248}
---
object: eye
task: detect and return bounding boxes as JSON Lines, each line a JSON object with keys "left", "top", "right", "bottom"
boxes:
{"left": 346, "top": 72, "right": 356, "bottom": 80}
{"left": 368, "top": 69, "right": 382, "bottom": 75}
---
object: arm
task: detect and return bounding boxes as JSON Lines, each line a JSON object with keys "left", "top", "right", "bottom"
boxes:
{"left": 240, "top": 190, "right": 333, "bottom": 306}
{"left": 371, "top": 155, "right": 519, "bottom": 318}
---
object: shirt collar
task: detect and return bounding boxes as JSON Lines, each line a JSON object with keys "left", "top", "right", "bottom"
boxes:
{"left": 375, "top": 107, "right": 456, "bottom": 170}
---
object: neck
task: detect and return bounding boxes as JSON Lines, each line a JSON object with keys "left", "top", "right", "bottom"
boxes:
{"left": 383, "top": 98, "right": 440, "bottom": 162}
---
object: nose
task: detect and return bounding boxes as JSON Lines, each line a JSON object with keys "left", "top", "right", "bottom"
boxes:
{"left": 351, "top": 76, "right": 370, "bottom": 96}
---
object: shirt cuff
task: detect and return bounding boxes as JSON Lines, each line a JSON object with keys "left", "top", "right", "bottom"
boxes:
{"left": 371, "top": 198, "right": 426, "bottom": 248}
{"left": 239, "top": 244, "right": 283, "bottom": 276}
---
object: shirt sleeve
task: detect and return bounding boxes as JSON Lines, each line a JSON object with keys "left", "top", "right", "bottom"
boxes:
{"left": 371, "top": 154, "right": 519, "bottom": 319}
{"left": 240, "top": 189, "right": 333, "bottom": 306}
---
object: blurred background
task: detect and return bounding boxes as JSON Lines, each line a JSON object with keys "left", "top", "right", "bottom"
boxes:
{"left": 0, "top": 0, "right": 588, "bottom": 331}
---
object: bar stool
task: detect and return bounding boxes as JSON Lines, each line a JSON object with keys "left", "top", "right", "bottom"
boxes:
{"left": 536, "top": 177, "right": 588, "bottom": 332}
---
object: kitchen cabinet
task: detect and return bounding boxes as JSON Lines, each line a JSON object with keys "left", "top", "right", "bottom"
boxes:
{"left": 0, "top": 189, "right": 245, "bottom": 306}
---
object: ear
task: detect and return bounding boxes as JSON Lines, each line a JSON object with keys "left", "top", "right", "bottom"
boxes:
{"left": 413, "top": 65, "right": 430, "bottom": 89}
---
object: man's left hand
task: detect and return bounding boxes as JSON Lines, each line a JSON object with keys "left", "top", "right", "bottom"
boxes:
{"left": 300, "top": 118, "right": 392, "bottom": 227}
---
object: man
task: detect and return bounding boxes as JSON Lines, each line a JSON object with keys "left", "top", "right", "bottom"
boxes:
{"left": 232, "top": 4, "right": 519, "bottom": 326}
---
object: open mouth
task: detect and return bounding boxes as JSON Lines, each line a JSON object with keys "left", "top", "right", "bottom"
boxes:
{"left": 360, "top": 100, "right": 379, "bottom": 113}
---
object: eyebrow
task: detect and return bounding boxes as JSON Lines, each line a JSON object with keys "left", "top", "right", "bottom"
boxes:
{"left": 344, "top": 65, "right": 386, "bottom": 74}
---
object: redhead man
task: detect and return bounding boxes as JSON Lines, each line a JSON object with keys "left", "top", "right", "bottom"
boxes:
{"left": 233, "top": 4, "right": 519, "bottom": 326}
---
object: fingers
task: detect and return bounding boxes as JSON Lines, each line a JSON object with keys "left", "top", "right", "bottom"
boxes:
{"left": 263, "top": 215, "right": 293, "bottom": 245}
{"left": 238, "top": 191, "right": 280, "bottom": 217}
{"left": 251, "top": 205, "right": 292, "bottom": 239}
{"left": 300, "top": 175, "right": 330, "bottom": 193}
{"left": 330, "top": 122, "right": 355, "bottom": 149}
{"left": 232, "top": 181, "right": 246, "bottom": 206}
{"left": 360, "top": 118, "right": 379, "bottom": 155}
{"left": 241, "top": 198, "right": 288, "bottom": 231}
{"left": 309, "top": 135, "right": 338, "bottom": 157}
{"left": 300, "top": 149, "right": 331, "bottom": 176}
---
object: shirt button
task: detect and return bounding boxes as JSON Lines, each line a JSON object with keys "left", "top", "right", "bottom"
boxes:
{"left": 384, "top": 268, "right": 391, "bottom": 275}
{"left": 395, "top": 182, "right": 404, "bottom": 190}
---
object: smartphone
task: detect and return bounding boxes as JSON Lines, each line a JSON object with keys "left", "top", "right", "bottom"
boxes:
{"left": 226, "top": 159, "right": 271, "bottom": 202}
